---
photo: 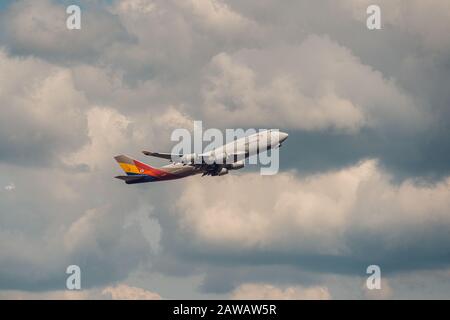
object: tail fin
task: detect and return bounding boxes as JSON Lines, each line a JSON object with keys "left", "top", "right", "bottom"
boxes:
{"left": 114, "top": 154, "right": 172, "bottom": 183}
{"left": 115, "top": 155, "right": 140, "bottom": 175}
{"left": 114, "top": 154, "right": 154, "bottom": 175}
{"left": 115, "top": 175, "right": 152, "bottom": 184}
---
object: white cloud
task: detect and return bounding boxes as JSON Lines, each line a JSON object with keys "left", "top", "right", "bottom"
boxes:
{"left": 175, "top": 0, "right": 256, "bottom": 35}
{"left": 174, "top": 159, "right": 450, "bottom": 255}
{"left": 4, "top": 183, "right": 15, "bottom": 191}
{"left": 118, "top": 0, "right": 157, "bottom": 14}
{"left": 0, "top": 290, "right": 91, "bottom": 300}
{"left": 107, "top": 0, "right": 261, "bottom": 80}
{"left": 363, "top": 278, "right": 393, "bottom": 300}
{"left": 63, "top": 105, "right": 193, "bottom": 170}
{"left": 0, "top": 50, "right": 88, "bottom": 164}
{"left": 64, "top": 207, "right": 107, "bottom": 254}
{"left": 340, "top": 0, "right": 450, "bottom": 53}
{"left": 102, "top": 284, "right": 162, "bottom": 300}
{"left": 62, "top": 107, "right": 131, "bottom": 170}
{"left": 202, "top": 35, "right": 423, "bottom": 132}
{"left": 231, "top": 283, "right": 331, "bottom": 300}
{"left": 0, "top": 284, "right": 161, "bottom": 300}
{"left": 1, "top": 0, "right": 131, "bottom": 59}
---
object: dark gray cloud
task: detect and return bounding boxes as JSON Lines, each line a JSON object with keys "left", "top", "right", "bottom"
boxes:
{"left": 223, "top": 0, "right": 450, "bottom": 180}
{"left": 0, "top": 162, "right": 151, "bottom": 290}
{"left": 0, "top": 51, "right": 89, "bottom": 166}
{"left": 0, "top": 0, "right": 134, "bottom": 64}
{"left": 284, "top": 126, "right": 450, "bottom": 181}
{"left": 147, "top": 164, "right": 450, "bottom": 296}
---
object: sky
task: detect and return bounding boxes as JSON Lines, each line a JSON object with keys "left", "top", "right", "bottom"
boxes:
{"left": 0, "top": 0, "right": 450, "bottom": 299}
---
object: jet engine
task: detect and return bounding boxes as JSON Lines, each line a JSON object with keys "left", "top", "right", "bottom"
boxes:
{"left": 204, "top": 152, "right": 229, "bottom": 164}
{"left": 218, "top": 168, "right": 229, "bottom": 176}
{"left": 181, "top": 153, "right": 199, "bottom": 164}
{"left": 227, "top": 160, "right": 245, "bottom": 170}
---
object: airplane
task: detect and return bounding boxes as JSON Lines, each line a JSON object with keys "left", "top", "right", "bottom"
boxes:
{"left": 114, "top": 130, "right": 288, "bottom": 184}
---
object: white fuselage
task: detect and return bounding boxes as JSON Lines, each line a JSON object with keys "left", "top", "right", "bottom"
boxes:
{"left": 161, "top": 130, "right": 288, "bottom": 177}
{"left": 206, "top": 130, "right": 289, "bottom": 163}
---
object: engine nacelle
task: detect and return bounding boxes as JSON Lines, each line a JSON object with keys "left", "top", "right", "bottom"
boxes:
{"left": 218, "top": 168, "right": 229, "bottom": 176}
{"left": 181, "top": 153, "right": 198, "bottom": 164}
{"left": 204, "top": 152, "right": 228, "bottom": 164}
{"left": 227, "top": 160, "right": 245, "bottom": 170}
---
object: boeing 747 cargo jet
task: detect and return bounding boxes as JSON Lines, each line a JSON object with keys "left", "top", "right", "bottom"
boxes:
{"left": 114, "top": 130, "right": 288, "bottom": 184}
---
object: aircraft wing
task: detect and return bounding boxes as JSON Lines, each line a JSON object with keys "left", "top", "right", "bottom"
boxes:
{"left": 142, "top": 150, "right": 247, "bottom": 163}
{"left": 142, "top": 151, "right": 182, "bottom": 160}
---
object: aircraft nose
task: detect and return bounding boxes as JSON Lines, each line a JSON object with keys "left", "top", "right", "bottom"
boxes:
{"left": 279, "top": 132, "right": 289, "bottom": 142}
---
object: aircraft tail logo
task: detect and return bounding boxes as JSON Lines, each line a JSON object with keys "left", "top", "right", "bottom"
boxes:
{"left": 114, "top": 154, "right": 175, "bottom": 183}
{"left": 114, "top": 155, "right": 145, "bottom": 175}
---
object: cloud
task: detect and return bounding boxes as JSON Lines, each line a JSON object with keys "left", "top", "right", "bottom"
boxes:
{"left": 1, "top": 0, "right": 132, "bottom": 62}
{"left": 4, "top": 183, "right": 15, "bottom": 191}
{"left": 106, "top": 0, "right": 260, "bottom": 81}
{"left": 167, "top": 159, "right": 450, "bottom": 272}
{"left": 102, "top": 284, "right": 162, "bottom": 300}
{"left": 201, "top": 35, "right": 423, "bottom": 132}
{"left": 117, "top": 0, "right": 157, "bottom": 14}
{"left": 362, "top": 278, "right": 393, "bottom": 300}
{"left": 0, "top": 284, "right": 161, "bottom": 300}
{"left": 231, "top": 283, "right": 331, "bottom": 300}
{"left": 63, "top": 105, "right": 193, "bottom": 170}
{"left": 340, "top": 0, "right": 450, "bottom": 53}
{"left": 175, "top": 0, "right": 256, "bottom": 35}
{"left": 62, "top": 107, "right": 132, "bottom": 170}
{"left": 0, "top": 289, "right": 92, "bottom": 300}
{"left": 0, "top": 50, "right": 88, "bottom": 166}
{"left": 0, "top": 161, "right": 153, "bottom": 290}
{"left": 0, "top": 0, "right": 449, "bottom": 299}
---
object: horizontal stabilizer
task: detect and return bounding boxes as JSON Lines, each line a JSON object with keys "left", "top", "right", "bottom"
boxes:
{"left": 115, "top": 175, "right": 154, "bottom": 184}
